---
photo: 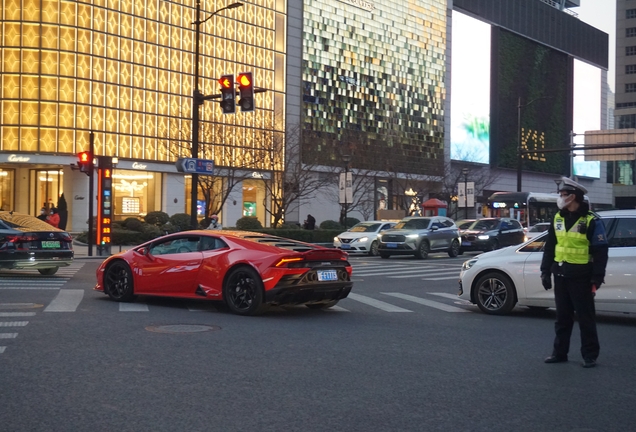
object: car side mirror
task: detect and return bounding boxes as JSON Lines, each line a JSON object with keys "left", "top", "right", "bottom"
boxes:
{"left": 138, "top": 246, "right": 153, "bottom": 258}
{"left": 430, "top": 226, "right": 438, "bottom": 231}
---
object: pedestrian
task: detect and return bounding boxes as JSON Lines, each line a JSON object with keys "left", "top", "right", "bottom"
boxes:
{"left": 303, "top": 214, "right": 316, "bottom": 230}
{"left": 37, "top": 207, "right": 48, "bottom": 222}
{"left": 540, "top": 177, "right": 608, "bottom": 368}
{"left": 47, "top": 207, "right": 60, "bottom": 228}
{"left": 206, "top": 214, "right": 222, "bottom": 230}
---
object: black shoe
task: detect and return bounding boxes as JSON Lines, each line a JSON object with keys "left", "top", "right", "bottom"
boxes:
{"left": 582, "top": 359, "right": 597, "bottom": 368}
{"left": 544, "top": 355, "right": 568, "bottom": 364}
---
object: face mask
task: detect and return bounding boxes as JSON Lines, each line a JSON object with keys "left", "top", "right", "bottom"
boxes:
{"left": 557, "top": 195, "right": 574, "bottom": 209}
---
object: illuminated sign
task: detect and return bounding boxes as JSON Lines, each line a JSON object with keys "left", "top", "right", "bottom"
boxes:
{"left": 336, "top": 0, "right": 375, "bottom": 12}
{"left": 251, "top": 171, "right": 264, "bottom": 178}
{"left": 96, "top": 158, "right": 113, "bottom": 252}
{"left": 492, "top": 202, "right": 507, "bottom": 208}
{"left": 572, "top": 59, "right": 601, "bottom": 179}
{"left": 7, "top": 154, "right": 30, "bottom": 162}
{"left": 131, "top": 162, "right": 147, "bottom": 170}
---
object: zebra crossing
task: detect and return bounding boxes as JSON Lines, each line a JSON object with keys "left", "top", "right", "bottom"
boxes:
{"left": 0, "top": 263, "right": 86, "bottom": 290}
{"left": 0, "top": 308, "right": 37, "bottom": 355}
{"left": 350, "top": 260, "right": 463, "bottom": 280}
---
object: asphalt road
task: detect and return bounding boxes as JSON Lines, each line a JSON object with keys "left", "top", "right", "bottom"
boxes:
{"left": 1, "top": 253, "right": 636, "bottom": 432}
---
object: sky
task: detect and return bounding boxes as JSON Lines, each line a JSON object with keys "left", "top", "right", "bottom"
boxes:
{"left": 576, "top": 0, "right": 616, "bottom": 91}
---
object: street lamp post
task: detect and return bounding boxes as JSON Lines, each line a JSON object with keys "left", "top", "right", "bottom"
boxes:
{"left": 342, "top": 154, "right": 351, "bottom": 229}
{"left": 190, "top": 1, "right": 243, "bottom": 229}
{"left": 462, "top": 168, "right": 469, "bottom": 219}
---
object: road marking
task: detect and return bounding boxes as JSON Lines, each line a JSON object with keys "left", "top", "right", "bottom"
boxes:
{"left": 387, "top": 270, "right": 459, "bottom": 279}
{"left": 0, "top": 312, "right": 36, "bottom": 317}
{"left": 0, "top": 333, "right": 18, "bottom": 339}
{"left": 382, "top": 293, "right": 471, "bottom": 313}
{"left": 354, "top": 268, "right": 438, "bottom": 276}
{"left": 0, "top": 321, "right": 28, "bottom": 327}
{"left": 0, "top": 286, "right": 64, "bottom": 290}
{"left": 188, "top": 305, "right": 218, "bottom": 312}
{"left": 44, "top": 289, "right": 84, "bottom": 312}
{"left": 422, "top": 276, "right": 462, "bottom": 281}
{"left": 324, "top": 305, "right": 350, "bottom": 312}
{"left": 119, "top": 303, "right": 149, "bottom": 312}
{"left": 0, "top": 346, "right": 5, "bottom": 353}
{"left": 429, "top": 292, "right": 462, "bottom": 300}
{"left": 346, "top": 293, "right": 412, "bottom": 312}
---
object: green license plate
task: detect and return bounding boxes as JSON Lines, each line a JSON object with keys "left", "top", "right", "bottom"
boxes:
{"left": 41, "top": 240, "right": 60, "bottom": 249}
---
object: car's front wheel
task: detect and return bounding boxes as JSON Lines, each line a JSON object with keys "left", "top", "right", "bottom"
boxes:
{"left": 474, "top": 271, "right": 516, "bottom": 315}
{"left": 104, "top": 261, "right": 135, "bottom": 302}
{"left": 414, "top": 240, "right": 430, "bottom": 259}
{"left": 368, "top": 241, "right": 379, "bottom": 257}
{"left": 38, "top": 267, "right": 58, "bottom": 276}
{"left": 223, "top": 266, "right": 266, "bottom": 316}
{"left": 447, "top": 239, "right": 460, "bottom": 258}
{"left": 306, "top": 300, "right": 339, "bottom": 310}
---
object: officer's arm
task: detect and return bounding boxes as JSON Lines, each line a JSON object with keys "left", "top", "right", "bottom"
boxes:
{"left": 588, "top": 217, "right": 609, "bottom": 286}
{"left": 540, "top": 222, "right": 556, "bottom": 274}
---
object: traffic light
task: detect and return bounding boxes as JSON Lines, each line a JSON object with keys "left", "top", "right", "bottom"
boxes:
{"left": 218, "top": 74, "right": 235, "bottom": 114}
{"left": 237, "top": 72, "right": 254, "bottom": 112}
{"left": 77, "top": 151, "right": 92, "bottom": 175}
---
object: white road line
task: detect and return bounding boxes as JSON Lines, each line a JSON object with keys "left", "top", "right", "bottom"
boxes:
{"left": 44, "top": 289, "right": 84, "bottom": 312}
{"left": 0, "top": 312, "right": 36, "bottom": 317}
{"left": 0, "top": 346, "right": 5, "bottom": 353}
{"left": 0, "top": 282, "right": 67, "bottom": 285}
{"left": 387, "top": 270, "right": 459, "bottom": 279}
{"left": 0, "top": 287, "right": 63, "bottom": 290}
{"left": 422, "top": 276, "right": 462, "bottom": 281}
{"left": 354, "top": 268, "right": 434, "bottom": 276}
{"left": 0, "top": 321, "right": 28, "bottom": 327}
{"left": 119, "top": 303, "right": 149, "bottom": 312}
{"left": 0, "top": 333, "right": 18, "bottom": 339}
{"left": 346, "top": 293, "right": 412, "bottom": 312}
{"left": 324, "top": 305, "right": 350, "bottom": 312}
{"left": 382, "top": 293, "right": 471, "bottom": 313}
{"left": 429, "top": 292, "right": 462, "bottom": 300}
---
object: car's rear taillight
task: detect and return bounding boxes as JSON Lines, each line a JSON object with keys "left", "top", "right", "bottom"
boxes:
{"left": 275, "top": 257, "right": 304, "bottom": 267}
{"left": 60, "top": 233, "right": 73, "bottom": 243}
{"left": 5, "top": 234, "right": 38, "bottom": 243}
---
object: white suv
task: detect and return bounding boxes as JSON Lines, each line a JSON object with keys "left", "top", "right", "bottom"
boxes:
{"left": 334, "top": 221, "right": 396, "bottom": 256}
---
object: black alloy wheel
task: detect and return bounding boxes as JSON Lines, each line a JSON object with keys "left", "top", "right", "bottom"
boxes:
{"left": 104, "top": 261, "right": 135, "bottom": 302}
{"left": 415, "top": 240, "right": 430, "bottom": 259}
{"left": 474, "top": 272, "right": 516, "bottom": 315}
{"left": 447, "top": 239, "right": 460, "bottom": 258}
{"left": 223, "top": 266, "right": 266, "bottom": 316}
{"left": 368, "top": 241, "right": 379, "bottom": 257}
{"left": 38, "top": 267, "right": 58, "bottom": 276}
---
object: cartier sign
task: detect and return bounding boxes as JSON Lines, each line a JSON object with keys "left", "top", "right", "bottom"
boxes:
{"left": 132, "top": 162, "right": 147, "bottom": 170}
{"left": 8, "top": 154, "right": 30, "bottom": 162}
{"left": 337, "top": 0, "right": 375, "bottom": 12}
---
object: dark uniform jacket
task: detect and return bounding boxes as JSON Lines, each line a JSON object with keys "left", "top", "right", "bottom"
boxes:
{"left": 540, "top": 202, "right": 608, "bottom": 286}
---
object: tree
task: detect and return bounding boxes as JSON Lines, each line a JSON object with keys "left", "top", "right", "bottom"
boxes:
{"left": 437, "top": 163, "right": 502, "bottom": 220}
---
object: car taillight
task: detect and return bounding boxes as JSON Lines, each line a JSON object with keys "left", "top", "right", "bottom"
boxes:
{"left": 275, "top": 257, "right": 304, "bottom": 267}
{"left": 60, "top": 233, "right": 73, "bottom": 242}
{"left": 5, "top": 235, "right": 38, "bottom": 243}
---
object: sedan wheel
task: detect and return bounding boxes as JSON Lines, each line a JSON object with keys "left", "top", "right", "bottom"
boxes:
{"left": 447, "top": 239, "right": 460, "bottom": 258}
{"left": 368, "top": 241, "right": 379, "bottom": 257}
{"left": 223, "top": 266, "right": 266, "bottom": 316}
{"left": 38, "top": 267, "right": 58, "bottom": 276}
{"left": 415, "top": 241, "right": 429, "bottom": 259}
{"left": 474, "top": 272, "right": 516, "bottom": 315}
{"left": 104, "top": 261, "right": 135, "bottom": 302}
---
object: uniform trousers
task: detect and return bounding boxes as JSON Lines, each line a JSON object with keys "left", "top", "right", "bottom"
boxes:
{"left": 552, "top": 275, "right": 600, "bottom": 360}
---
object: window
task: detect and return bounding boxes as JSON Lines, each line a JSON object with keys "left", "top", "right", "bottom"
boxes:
{"left": 149, "top": 237, "right": 200, "bottom": 255}
{"left": 626, "top": 83, "right": 636, "bottom": 93}
{"left": 627, "top": 9, "right": 636, "bottom": 19}
{"left": 608, "top": 218, "right": 636, "bottom": 248}
{"left": 200, "top": 236, "right": 227, "bottom": 251}
{"left": 627, "top": 65, "right": 636, "bottom": 75}
{"left": 627, "top": 28, "right": 636, "bottom": 38}
{"left": 617, "top": 114, "right": 636, "bottom": 129}
{"left": 518, "top": 237, "right": 546, "bottom": 253}
{"left": 626, "top": 46, "right": 636, "bottom": 56}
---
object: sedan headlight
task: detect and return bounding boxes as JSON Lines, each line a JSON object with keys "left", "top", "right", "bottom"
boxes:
{"left": 377, "top": 234, "right": 382, "bottom": 240}
{"left": 355, "top": 236, "right": 368, "bottom": 243}
{"left": 333, "top": 237, "right": 339, "bottom": 242}
{"left": 462, "top": 259, "right": 479, "bottom": 271}
{"left": 406, "top": 234, "right": 419, "bottom": 239}
{"left": 477, "top": 235, "right": 490, "bottom": 240}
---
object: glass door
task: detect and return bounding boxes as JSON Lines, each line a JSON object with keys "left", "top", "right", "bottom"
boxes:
{"left": 31, "top": 169, "right": 63, "bottom": 215}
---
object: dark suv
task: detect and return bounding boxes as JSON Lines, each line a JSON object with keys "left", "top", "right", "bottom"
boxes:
{"left": 377, "top": 216, "right": 461, "bottom": 259}
{"left": 460, "top": 218, "right": 525, "bottom": 253}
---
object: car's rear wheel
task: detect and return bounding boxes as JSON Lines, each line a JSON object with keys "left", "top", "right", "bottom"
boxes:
{"left": 474, "top": 271, "right": 516, "bottom": 315}
{"left": 223, "top": 266, "right": 266, "bottom": 316}
{"left": 368, "top": 241, "right": 379, "bottom": 257}
{"left": 415, "top": 240, "right": 430, "bottom": 259}
{"left": 38, "top": 267, "right": 58, "bottom": 276}
{"left": 447, "top": 239, "right": 460, "bottom": 258}
{"left": 104, "top": 261, "right": 135, "bottom": 302}
{"left": 306, "top": 300, "right": 339, "bottom": 310}
{"left": 380, "top": 252, "right": 391, "bottom": 259}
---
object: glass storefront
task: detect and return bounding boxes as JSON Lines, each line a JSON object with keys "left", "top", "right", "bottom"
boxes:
{"left": 111, "top": 169, "right": 161, "bottom": 220}
{"left": 242, "top": 179, "right": 266, "bottom": 222}
{"left": 0, "top": 169, "right": 15, "bottom": 211}
{"left": 30, "top": 169, "right": 63, "bottom": 214}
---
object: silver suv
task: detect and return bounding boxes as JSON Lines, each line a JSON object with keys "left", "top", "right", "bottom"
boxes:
{"left": 377, "top": 216, "right": 461, "bottom": 259}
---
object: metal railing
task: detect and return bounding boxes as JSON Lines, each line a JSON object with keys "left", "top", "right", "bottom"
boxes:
{"left": 538, "top": 0, "right": 579, "bottom": 18}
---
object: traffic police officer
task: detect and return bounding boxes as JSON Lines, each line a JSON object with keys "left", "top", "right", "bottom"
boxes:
{"left": 540, "top": 177, "right": 608, "bottom": 368}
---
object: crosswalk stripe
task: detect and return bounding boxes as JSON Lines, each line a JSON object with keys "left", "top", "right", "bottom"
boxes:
{"left": 422, "top": 276, "right": 461, "bottom": 281}
{"left": 387, "top": 270, "right": 458, "bottom": 279}
{"left": 119, "top": 303, "right": 149, "bottom": 312}
{"left": 0, "top": 321, "right": 28, "bottom": 327}
{"left": 354, "top": 268, "right": 439, "bottom": 276}
{"left": 328, "top": 305, "right": 350, "bottom": 312}
{"left": 429, "top": 292, "right": 461, "bottom": 300}
{"left": 0, "top": 286, "right": 62, "bottom": 290}
{"left": 382, "top": 293, "right": 470, "bottom": 313}
{"left": 0, "top": 333, "right": 18, "bottom": 339}
{"left": 346, "top": 293, "right": 412, "bottom": 312}
{"left": 44, "top": 289, "right": 84, "bottom": 312}
{"left": 0, "top": 312, "right": 36, "bottom": 317}
{"left": 0, "top": 346, "right": 5, "bottom": 353}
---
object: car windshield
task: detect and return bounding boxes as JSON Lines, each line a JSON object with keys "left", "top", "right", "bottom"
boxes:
{"left": 469, "top": 220, "right": 499, "bottom": 231}
{"left": 349, "top": 223, "right": 381, "bottom": 233}
{"left": 457, "top": 221, "right": 474, "bottom": 230}
{"left": 394, "top": 218, "right": 430, "bottom": 230}
{"left": 528, "top": 224, "right": 550, "bottom": 233}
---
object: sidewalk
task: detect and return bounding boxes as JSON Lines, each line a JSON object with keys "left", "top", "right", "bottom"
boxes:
{"left": 72, "top": 242, "right": 131, "bottom": 259}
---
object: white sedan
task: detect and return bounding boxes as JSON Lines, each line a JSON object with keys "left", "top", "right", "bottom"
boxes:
{"left": 458, "top": 210, "right": 636, "bottom": 315}
{"left": 334, "top": 221, "right": 396, "bottom": 256}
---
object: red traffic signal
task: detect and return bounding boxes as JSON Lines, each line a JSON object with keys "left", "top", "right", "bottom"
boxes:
{"left": 77, "top": 151, "right": 92, "bottom": 175}
{"left": 237, "top": 72, "right": 254, "bottom": 112}
{"left": 218, "top": 74, "right": 235, "bottom": 114}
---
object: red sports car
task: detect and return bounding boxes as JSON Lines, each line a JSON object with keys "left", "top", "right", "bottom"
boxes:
{"left": 94, "top": 230, "right": 353, "bottom": 316}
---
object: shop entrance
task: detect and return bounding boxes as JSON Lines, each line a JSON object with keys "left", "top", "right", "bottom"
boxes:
{"left": 31, "top": 169, "right": 63, "bottom": 214}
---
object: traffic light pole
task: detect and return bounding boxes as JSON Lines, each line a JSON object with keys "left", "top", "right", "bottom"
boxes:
{"left": 88, "top": 132, "right": 94, "bottom": 257}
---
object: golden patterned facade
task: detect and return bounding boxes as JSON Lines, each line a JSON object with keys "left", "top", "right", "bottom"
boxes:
{"left": 0, "top": 0, "right": 287, "bottom": 169}
{"left": 301, "top": 0, "right": 447, "bottom": 176}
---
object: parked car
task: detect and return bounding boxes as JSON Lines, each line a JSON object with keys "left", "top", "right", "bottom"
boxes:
{"left": 95, "top": 230, "right": 353, "bottom": 316}
{"left": 0, "top": 211, "right": 74, "bottom": 275}
{"left": 459, "top": 218, "right": 525, "bottom": 253}
{"left": 458, "top": 210, "right": 636, "bottom": 315}
{"left": 525, "top": 222, "right": 551, "bottom": 239}
{"left": 377, "top": 216, "right": 461, "bottom": 259}
{"left": 334, "top": 221, "right": 396, "bottom": 256}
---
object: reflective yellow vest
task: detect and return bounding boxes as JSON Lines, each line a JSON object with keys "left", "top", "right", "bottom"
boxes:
{"left": 553, "top": 213, "right": 595, "bottom": 264}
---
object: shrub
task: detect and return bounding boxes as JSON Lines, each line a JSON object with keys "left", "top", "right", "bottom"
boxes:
{"left": 161, "top": 223, "right": 180, "bottom": 234}
{"left": 112, "top": 228, "right": 143, "bottom": 245}
{"left": 169, "top": 213, "right": 192, "bottom": 231}
{"left": 236, "top": 216, "right": 263, "bottom": 230}
{"left": 122, "top": 217, "right": 143, "bottom": 232}
{"left": 345, "top": 217, "right": 360, "bottom": 227}
{"left": 144, "top": 211, "right": 170, "bottom": 226}
{"left": 140, "top": 224, "right": 163, "bottom": 241}
{"left": 279, "top": 222, "right": 301, "bottom": 229}
{"left": 319, "top": 220, "right": 343, "bottom": 230}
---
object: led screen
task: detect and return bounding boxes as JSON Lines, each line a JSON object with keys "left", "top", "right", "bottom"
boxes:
{"left": 491, "top": 29, "right": 571, "bottom": 175}
{"left": 450, "top": 11, "right": 491, "bottom": 164}
{"left": 572, "top": 59, "right": 601, "bottom": 179}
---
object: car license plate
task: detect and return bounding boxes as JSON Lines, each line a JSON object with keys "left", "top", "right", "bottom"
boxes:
{"left": 463, "top": 241, "right": 471, "bottom": 246}
{"left": 386, "top": 243, "right": 397, "bottom": 248}
{"left": 317, "top": 270, "right": 338, "bottom": 282}
{"left": 341, "top": 244, "right": 351, "bottom": 249}
{"left": 41, "top": 240, "right": 60, "bottom": 249}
